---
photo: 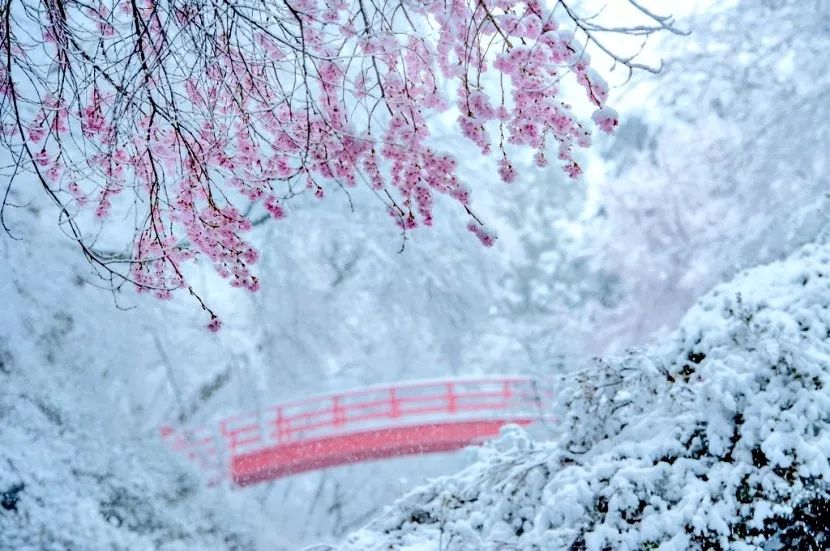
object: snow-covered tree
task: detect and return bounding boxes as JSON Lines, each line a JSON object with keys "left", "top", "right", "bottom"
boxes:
{"left": 489, "top": 162, "right": 623, "bottom": 362}
{"left": 588, "top": 0, "right": 830, "bottom": 349}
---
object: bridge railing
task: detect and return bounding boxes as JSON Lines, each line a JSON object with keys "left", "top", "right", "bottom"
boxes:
{"left": 161, "top": 376, "right": 552, "bottom": 482}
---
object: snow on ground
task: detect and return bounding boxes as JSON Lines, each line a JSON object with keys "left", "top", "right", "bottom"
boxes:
{"left": 340, "top": 235, "right": 830, "bottom": 550}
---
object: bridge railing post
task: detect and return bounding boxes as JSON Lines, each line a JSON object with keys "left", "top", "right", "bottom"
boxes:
{"left": 273, "top": 406, "right": 285, "bottom": 444}
{"left": 332, "top": 396, "right": 345, "bottom": 427}
{"left": 220, "top": 419, "right": 237, "bottom": 456}
{"left": 446, "top": 382, "right": 457, "bottom": 414}
{"left": 501, "top": 380, "right": 513, "bottom": 409}
{"left": 389, "top": 388, "right": 400, "bottom": 418}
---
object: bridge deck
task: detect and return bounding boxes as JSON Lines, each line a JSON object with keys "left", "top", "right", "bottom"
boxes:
{"left": 232, "top": 418, "right": 533, "bottom": 485}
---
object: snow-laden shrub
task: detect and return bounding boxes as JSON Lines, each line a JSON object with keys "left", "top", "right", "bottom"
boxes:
{"left": 0, "top": 347, "right": 274, "bottom": 550}
{"left": 342, "top": 240, "right": 830, "bottom": 550}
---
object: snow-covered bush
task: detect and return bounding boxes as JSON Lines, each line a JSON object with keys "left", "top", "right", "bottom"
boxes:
{"left": 342, "top": 237, "right": 830, "bottom": 550}
{"left": 0, "top": 330, "right": 282, "bottom": 550}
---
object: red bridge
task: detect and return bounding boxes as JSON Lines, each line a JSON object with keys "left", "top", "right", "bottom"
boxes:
{"left": 161, "top": 376, "right": 551, "bottom": 486}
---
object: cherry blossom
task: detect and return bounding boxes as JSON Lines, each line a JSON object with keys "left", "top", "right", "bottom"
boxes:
{"left": 0, "top": 0, "right": 677, "bottom": 326}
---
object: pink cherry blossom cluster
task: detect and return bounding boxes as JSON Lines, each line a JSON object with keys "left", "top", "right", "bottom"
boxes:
{"left": 466, "top": 221, "right": 498, "bottom": 248}
{"left": 2, "top": 0, "right": 620, "bottom": 327}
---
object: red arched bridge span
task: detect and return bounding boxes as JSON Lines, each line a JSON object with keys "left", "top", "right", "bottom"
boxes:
{"left": 161, "top": 376, "right": 551, "bottom": 486}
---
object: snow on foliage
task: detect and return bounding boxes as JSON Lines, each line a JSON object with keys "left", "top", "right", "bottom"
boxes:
{"left": 0, "top": 331, "right": 282, "bottom": 550}
{"left": 0, "top": 369, "right": 266, "bottom": 550}
{"left": 341, "top": 238, "right": 830, "bottom": 550}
